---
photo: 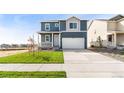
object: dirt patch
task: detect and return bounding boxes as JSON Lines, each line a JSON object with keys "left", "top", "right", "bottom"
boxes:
{"left": 0, "top": 50, "right": 28, "bottom": 57}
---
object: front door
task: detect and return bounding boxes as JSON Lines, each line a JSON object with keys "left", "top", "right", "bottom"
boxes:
{"left": 54, "top": 34, "right": 59, "bottom": 47}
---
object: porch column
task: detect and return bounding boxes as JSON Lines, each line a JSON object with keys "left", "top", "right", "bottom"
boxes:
{"left": 114, "top": 32, "right": 117, "bottom": 47}
{"left": 38, "top": 34, "right": 40, "bottom": 47}
{"left": 38, "top": 34, "right": 41, "bottom": 47}
{"left": 59, "top": 33, "right": 61, "bottom": 48}
{"left": 52, "top": 33, "right": 53, "bottom": 47}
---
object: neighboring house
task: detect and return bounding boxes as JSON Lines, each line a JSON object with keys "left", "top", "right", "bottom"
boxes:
{"left": 37, "top": 16, "right": 87, "bottom": 49}
{"left": 0, "top": 44, "right": 11, "bottom": 49}
{"left": 88, "top": 15, "right": 124, "bottom": 49}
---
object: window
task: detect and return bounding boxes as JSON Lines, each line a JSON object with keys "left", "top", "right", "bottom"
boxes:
{"left": 108, "top": 35, "right": 112, "bottom": 42}
{"left": 45, "top": 23, "right": 50, "bottom": 31}
{"left": 45, "top": 35, "right": 50, "bottom": 42}
{"left": 55, "top": 23, "right": 59, "bottom": 27}
{"left": 69, "top": 23, "right": 77, "bottom": 29}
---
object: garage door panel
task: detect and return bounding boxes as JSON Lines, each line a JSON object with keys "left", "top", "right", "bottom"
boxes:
{"left": 62, "top": 38, "right": 84, "bottom": 49}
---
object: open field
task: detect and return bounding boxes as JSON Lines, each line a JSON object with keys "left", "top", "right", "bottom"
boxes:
{"left": 0, "top": 48, "right": 27, "bottom": 51}
{"left": 0, "top": 50, "right": 27, "bottom": 57}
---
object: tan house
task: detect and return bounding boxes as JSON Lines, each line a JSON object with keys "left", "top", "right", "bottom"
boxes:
{"left": 88, "top": 15, "right": 124, "bottom": 49}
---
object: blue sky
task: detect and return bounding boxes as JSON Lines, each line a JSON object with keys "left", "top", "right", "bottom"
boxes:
{"left": 0, "top": 14, "right": 116, "bottom": 44}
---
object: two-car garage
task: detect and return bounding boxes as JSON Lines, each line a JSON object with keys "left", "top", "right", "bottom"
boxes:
{"left": 61, "top": 32, "right": 87, "bottom": 49}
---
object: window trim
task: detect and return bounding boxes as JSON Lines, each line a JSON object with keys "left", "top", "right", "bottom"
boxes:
{"left": 45, "top": 23, "right": 50, "bottom": 31}
{"left": 55, "top": 23, "right": 59, "bottom": 27}
{"left": 108, "top": 35, "right": 112, "bottom": 42}
{"left": 45, "top": 35, "right": 50, "bottom": 42}
{"left": 69, "top": 23, "right": 77, "bottom": 29}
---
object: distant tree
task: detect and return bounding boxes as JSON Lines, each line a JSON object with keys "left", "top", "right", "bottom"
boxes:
{"left": 27, "top": 36, "right": 35, "bottom": 56}
{"left": 11, "top": 44, "right": 19, "bottom": 48}
{"left": 20, "top": 44, "right": 28, "bottom": 48}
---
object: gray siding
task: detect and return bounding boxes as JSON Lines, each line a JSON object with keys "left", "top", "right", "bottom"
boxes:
{"left": 41, "top": 22, "right": 59, "bottom": 31}
{"left": 60, "top": 21, "right": 66, "bottom": 31}
{"left": 41, "top": 22, "right": 45, "bottom": 31}
{"left": 41, "top": 20, "right": 87, "bottom": 31}
{"left": 41, "top": 34, "right": 52, "bottom": 42}
{"left": 41, "top": 34, "right": 45, "bottom": 42}
{"left": 50, "top": 22, "right": 59, "bottom": 31}
{"left": 61, "top": 32, "right": 87, "bottom": 37}
{"left": 80, "top": 20, "right": 87, "bottom": 31}
{"left": 61, "top": 32, "right": 87, "bottom": 48}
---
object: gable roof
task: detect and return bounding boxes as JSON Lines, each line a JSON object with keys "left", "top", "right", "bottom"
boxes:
{"left": 109, "top": 15, "right": 124, "bottom": 21}
{"left": 41, "top": 16, "right": 83, "bottom": 22}
{"left": 66, "top": 16, "right": 80, "bottom": 20}
{"left": 41, "top": 20, "right": 59, "bottom": 22}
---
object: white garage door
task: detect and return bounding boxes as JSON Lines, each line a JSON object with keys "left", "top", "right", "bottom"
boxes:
{"left": 62, "top": 38, "right": 85, "bottom": 49}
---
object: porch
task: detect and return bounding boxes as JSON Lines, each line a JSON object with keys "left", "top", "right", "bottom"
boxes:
{"left": 107, "top": 31, "right": 124, "bottom": 48}
{"left": 37, "top": 31, "right": 61, "bottom": 49}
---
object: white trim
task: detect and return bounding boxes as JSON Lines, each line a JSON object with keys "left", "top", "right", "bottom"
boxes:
{"left": 45, "top": 35, "right": 50, "bottom": 42}
{"left": 38, "top": 34, "right": 40, "bottom": 47}
{"left": 45, "top": 23, "right": 50, "bottom": 31}
{"left": 116, "top": 18, "right": 124, "bottom": 22}
{"left": 69, "top": 22, "right": 78, "bottom": 29}
{"left": 37, "top": 31, "right": 61, "bottom": 34}
{"left": 55, "top": 23, "right": 59, "bottom": 27}
{"left": 67, "top": 16, "right": 80, "bottom": 21}
{"left": 61, "top": 31, "right": 87, "bottom": 32}
{"left": 114, "top": 32, "right": 117, "bottom": 47}
{"left": 41, "top": 20, "right": 59, "bottom": 22}
{"left": 52, "top": 33, "right": 53, "bottom": 47}
{"left": 59, "top": 33, "right": 61, "bottom": 48}
{"left": 59, "top": 21, "right": 60, "bottom": 31}
{"left": 107, "top": 21, "right": 117, "bottom": 22}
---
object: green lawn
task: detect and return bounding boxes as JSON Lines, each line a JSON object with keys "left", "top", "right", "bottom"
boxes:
{"left": 0, "top": 71, "right": 66, "bottom": 78}
{"left": 0, "top": 51, "right": 64, "bottom": 63}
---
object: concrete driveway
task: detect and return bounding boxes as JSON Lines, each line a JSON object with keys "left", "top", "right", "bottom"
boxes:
{"left": 63, "top": 49, "right": 124, "bottom": 78}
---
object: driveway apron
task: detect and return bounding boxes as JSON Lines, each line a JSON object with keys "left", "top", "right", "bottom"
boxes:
{"left": 63, "top": 49, "right": 124, "bottom": 78}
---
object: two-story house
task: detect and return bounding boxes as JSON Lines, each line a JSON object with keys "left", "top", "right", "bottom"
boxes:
{"left": 37, "top": 16, "right": 87, "bottom": 49}
{"left": 88, "top": 15, "right": 124, "bottom": 49}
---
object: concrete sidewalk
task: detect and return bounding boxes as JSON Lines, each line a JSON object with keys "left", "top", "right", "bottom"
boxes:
{"left": 0, "top": 50, "right": 124, "bottom": 78}
{"left": 1, "top": 63, "right": 124, "bottom": 77}
{"left": 1, "top": 63, "right": 124, "bottom": 72}
{"left": 0, "top": 64, "right": 64, "bottom": 71}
